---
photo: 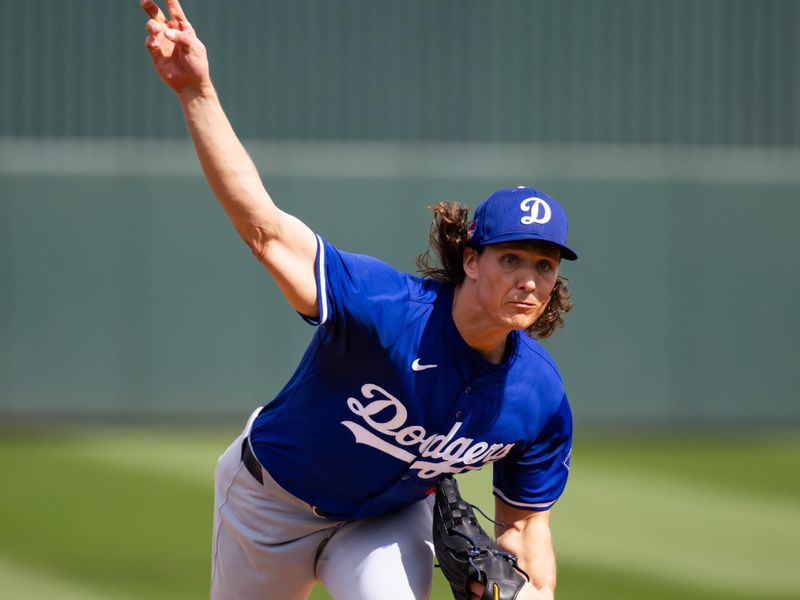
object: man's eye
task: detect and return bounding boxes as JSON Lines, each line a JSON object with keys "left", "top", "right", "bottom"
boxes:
{"left": 501, "top": 254, "right": 519, "bottom": 265}
{"left": 537, "top": 260, "right": 552, "bottom": 271}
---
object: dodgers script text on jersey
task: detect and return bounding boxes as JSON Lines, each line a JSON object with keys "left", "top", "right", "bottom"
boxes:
{"left": 249, "top": 236, "right": 573, "bottom": 521}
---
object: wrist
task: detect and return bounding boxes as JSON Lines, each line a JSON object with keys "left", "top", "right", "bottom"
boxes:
{"left": 518, "top": 582, "right": 554, "bottom": 600}
{"left": 176, "top": 83, "right": 218, "bottom": 105}
{"left": 532, "top": 584, "right": 554, "bottom": 600}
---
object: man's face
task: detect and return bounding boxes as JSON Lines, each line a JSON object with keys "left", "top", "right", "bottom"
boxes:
{"left": 463, "top": 241, "right": 561, "bottom": 331}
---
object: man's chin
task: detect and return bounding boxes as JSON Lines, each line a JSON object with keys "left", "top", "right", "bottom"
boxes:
{"left": 507, "top": 316, "right": 539, "bottom": 331}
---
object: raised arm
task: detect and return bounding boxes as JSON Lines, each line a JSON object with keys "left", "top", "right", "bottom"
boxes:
{"left": 140, "top": 0, "right": 319, "bottom": 317}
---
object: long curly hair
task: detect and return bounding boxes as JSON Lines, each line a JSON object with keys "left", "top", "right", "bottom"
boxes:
{"left": 416, "top": 200, "right": 573, "bottom": 339}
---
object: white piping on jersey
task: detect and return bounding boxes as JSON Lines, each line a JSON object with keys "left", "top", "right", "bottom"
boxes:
{"left": 493, "top": 487, "right": 556, "bottom": 510}
{"left": 562, "top": 446, "right": 571, "bottom": 471}
{"left": 316, "top": 234, "right": 329, "bottom": 325}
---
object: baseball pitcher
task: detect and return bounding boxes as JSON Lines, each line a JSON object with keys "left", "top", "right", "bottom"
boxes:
{"left": 140, "top": 2, "right": 576, "bottom": 599}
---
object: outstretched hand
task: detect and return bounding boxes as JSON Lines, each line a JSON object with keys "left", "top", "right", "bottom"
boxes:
{"left": 141, "top": 0, "right": 210, "bottom": 94}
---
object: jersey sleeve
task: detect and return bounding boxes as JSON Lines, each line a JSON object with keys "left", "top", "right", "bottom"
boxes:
{"left": 492, "top": 394, "right": 573, "bottom": 511}
{"left": 300, "top": 235, "right": 410, "bottom": 342}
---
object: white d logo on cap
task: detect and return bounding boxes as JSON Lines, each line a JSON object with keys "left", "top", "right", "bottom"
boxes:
{"left": 520, "top": 197, "right": 552, "bottom": 225}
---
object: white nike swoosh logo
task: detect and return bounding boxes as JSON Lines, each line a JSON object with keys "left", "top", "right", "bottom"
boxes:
{"left": 411, "top": 358, "right": 438, "bottom": 371}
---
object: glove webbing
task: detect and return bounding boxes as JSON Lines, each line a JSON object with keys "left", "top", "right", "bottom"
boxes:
{"left": 446, "top": 526, "right": 530, "bottom": 585}
{"left": 436, "top": 488, "right": 530, "bottom": 599}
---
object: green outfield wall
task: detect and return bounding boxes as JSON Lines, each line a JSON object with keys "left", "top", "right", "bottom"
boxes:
{"left": 2, "top": 141, "right": 799, "bottom": 424}
{"left": 0, "top": 0, "right": 798, "bottom": 145}
{"left": 1, "top": 1, "right": 798, "bottom": 424}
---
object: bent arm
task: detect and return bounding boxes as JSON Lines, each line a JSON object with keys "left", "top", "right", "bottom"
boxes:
{"left": 494, "top": 500, "right": 557, "bottom": 599}
{"left": 177, "top": 86, "right": 318, "bottom": 317}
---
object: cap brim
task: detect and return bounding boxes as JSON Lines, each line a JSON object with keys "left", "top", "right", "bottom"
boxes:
{"left": 473, "top": 233, "right": 578, "bottom": 261}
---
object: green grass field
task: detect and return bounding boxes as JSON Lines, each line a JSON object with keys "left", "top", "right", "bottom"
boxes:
{"left": 1, "top": 427, "right": 798, "bottom": 599}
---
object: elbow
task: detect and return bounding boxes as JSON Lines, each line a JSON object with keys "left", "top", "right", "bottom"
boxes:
{"left": 239, "top": 223, "right": 276, "bottom": 262}
{"left": 231, "top": 206, "right": 283, "bottom": 261}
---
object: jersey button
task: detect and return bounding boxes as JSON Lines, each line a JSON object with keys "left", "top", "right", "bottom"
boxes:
{"left": 455, "top": 410, "right": 463, "bottom": 418}
{"left": 401, "top": 475, "right": 410, "bottom": 481}
{"left": 464, "top": 387, "right": 472, "bottom": 394}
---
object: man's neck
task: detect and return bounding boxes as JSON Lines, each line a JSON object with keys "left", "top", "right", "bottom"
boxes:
{"left": 451, "top": 284, "right": 511, "bottom": 365}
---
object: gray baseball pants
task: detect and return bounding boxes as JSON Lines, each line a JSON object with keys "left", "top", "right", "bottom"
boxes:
{"left": 211, "top": 409, "right": 435, "bottom": 600}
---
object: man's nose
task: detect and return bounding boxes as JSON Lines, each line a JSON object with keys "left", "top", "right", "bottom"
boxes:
{"left": 518, "top": 268, "right": 537, "bottom": 291}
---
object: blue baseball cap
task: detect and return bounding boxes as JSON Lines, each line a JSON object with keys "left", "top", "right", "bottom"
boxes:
{"left": 467, "top": 186, "right": 578, "bottom": 261}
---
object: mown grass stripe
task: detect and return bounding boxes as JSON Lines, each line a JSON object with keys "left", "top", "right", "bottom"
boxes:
{"left": 64, "top": 429, "right": 234, "bottom": 486}
{"left": 0, "top": 554, "right": 136, "bottom": 600}
{"left": 2, "top": 430, "right": 799, "bottom": 600}
{"left": 555, "top": 466, "right": 800, "bottom": 595}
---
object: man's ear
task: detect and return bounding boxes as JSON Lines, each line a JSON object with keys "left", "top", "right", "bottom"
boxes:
{"left": 463, "top": 247, "right": 479, "bottom": 281}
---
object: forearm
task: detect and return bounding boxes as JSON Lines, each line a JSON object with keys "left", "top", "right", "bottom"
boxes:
{"left": 177, "top": 85, "right": 280, "bottom": 254}
{"left": 494, "top": 506, "right": 557, "bottom": 599}
{"left": 497, "top": 523, "right": 556, "bottom": 596}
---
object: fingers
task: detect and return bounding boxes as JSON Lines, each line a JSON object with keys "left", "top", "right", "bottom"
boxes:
{"left": 142, "top": 0, "right": 199, "bottom": 66}
{"left": 165, "top": 0, "right": 188, "bottom": 24}
{"left": 469, "top": 579, "right": 485, "bottom": 600}
{"left": 145, "top": 18, "right": 163, "bottom": 36}
{"left": 164, "top": 27, "right": 194, "bottom": 52}
{"left": 144, "top": 16, "right": 194, "bottom": 53}
{"left": 140, "top": 0, "right": 167, "bottom": 25}
{"left": 144, "top": 18, "right": 166, "bottom": 56}
{"left": 142, "top": 0, "right": 190, "bottom": 34}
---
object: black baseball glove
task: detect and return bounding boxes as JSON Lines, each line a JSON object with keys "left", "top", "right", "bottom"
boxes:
{"left": 433, "top": 476, "right": 529, "bottom": 600}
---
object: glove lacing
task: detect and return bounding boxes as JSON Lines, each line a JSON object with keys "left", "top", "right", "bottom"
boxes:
{"left": 445, "top": 503, "right": 531, "bottom": 583}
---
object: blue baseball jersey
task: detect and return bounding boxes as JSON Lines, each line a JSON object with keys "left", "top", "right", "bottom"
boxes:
{"left": 249, "top": 235, "right": 572, "bottom": 520}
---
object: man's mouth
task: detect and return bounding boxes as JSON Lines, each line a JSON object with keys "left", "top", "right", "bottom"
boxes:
{"left": 510, "top": 301, "right": 537, "bottom": 309}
